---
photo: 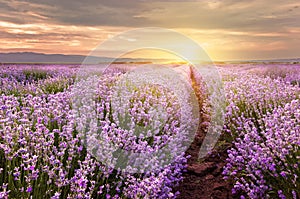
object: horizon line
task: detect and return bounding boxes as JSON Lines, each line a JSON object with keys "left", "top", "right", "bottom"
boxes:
{"left": 0, "top": 51, "right": 300, "bottom": 63}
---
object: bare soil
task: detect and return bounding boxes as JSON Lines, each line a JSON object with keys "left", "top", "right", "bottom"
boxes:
{"left": 174, "top": 127, "right": 237, "bottom": 199}
{"left": 175, "top": 67, "right": 239, "bottom": 199}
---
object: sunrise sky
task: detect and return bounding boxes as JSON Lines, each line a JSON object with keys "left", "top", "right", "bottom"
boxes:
{"left": 0, "top": 0, "right": 300, "bottom": 61}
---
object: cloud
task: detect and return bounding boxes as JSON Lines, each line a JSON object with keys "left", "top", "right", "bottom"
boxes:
{"left": 142, "top": 0, "right": 300, "bottom": 32}
{"left": 1, "top": 0, "right": 300, "bottom": 31}
{"left": 0, "top": 0, "right": 153, "bottom": 26}
{"left": 0, "top": 19, "right": 127, "bottom": 55}
{"left": 0, "top": 0, "right": 299, "bottom": 60}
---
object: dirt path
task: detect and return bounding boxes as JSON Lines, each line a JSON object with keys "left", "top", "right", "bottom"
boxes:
{"left": 174, "top": 127, "right": 235, "bottom": 199}
{"left": 174, "top": 67, "right": 237, "bottom": 199}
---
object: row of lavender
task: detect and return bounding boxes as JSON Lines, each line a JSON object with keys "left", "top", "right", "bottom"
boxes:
{"left": 0, "top": 65, "right": 75, "bottom": 96}
{"left": 221, "top": 65, "right": 300, "bottom": 199}
{"left": 0, "top": 64, "right": 299, "bottom": 198}
{"left": 0, "top": 65, "right": 191, "bottom": 198}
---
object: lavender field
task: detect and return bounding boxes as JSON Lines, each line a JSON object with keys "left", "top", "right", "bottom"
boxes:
{"left": 0, "top": 64, "right": 299, "bottom": 199}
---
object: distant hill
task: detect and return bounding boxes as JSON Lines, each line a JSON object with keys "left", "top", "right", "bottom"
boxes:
{"left": 0, "top": 52, "right": 107, "bottom": 64}
{"left": 0, "top": 52, "right": 167, "bottom": 64}
{"left": 223, "top": 58, "right": 300, "bottom": 64}
{"left": 0, "top": 52, "right": 299, "bottom": 64}
{"left": 252, "top": 58, "right": 300, "bottom": 64}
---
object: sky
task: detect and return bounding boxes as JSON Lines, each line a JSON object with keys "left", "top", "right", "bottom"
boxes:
{"left": 0, "top": 0, "right": 299, "bottom": 61}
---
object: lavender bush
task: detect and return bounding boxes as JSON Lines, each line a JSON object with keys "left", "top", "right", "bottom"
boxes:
{"left": 1, "top": 64, "right": 299, "bottom": 199}
{"left": 221, "top": 65, "right": 300, "bottom": 199}
{"left": 0, "top": 65, "right": 198, "bottom": 198}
